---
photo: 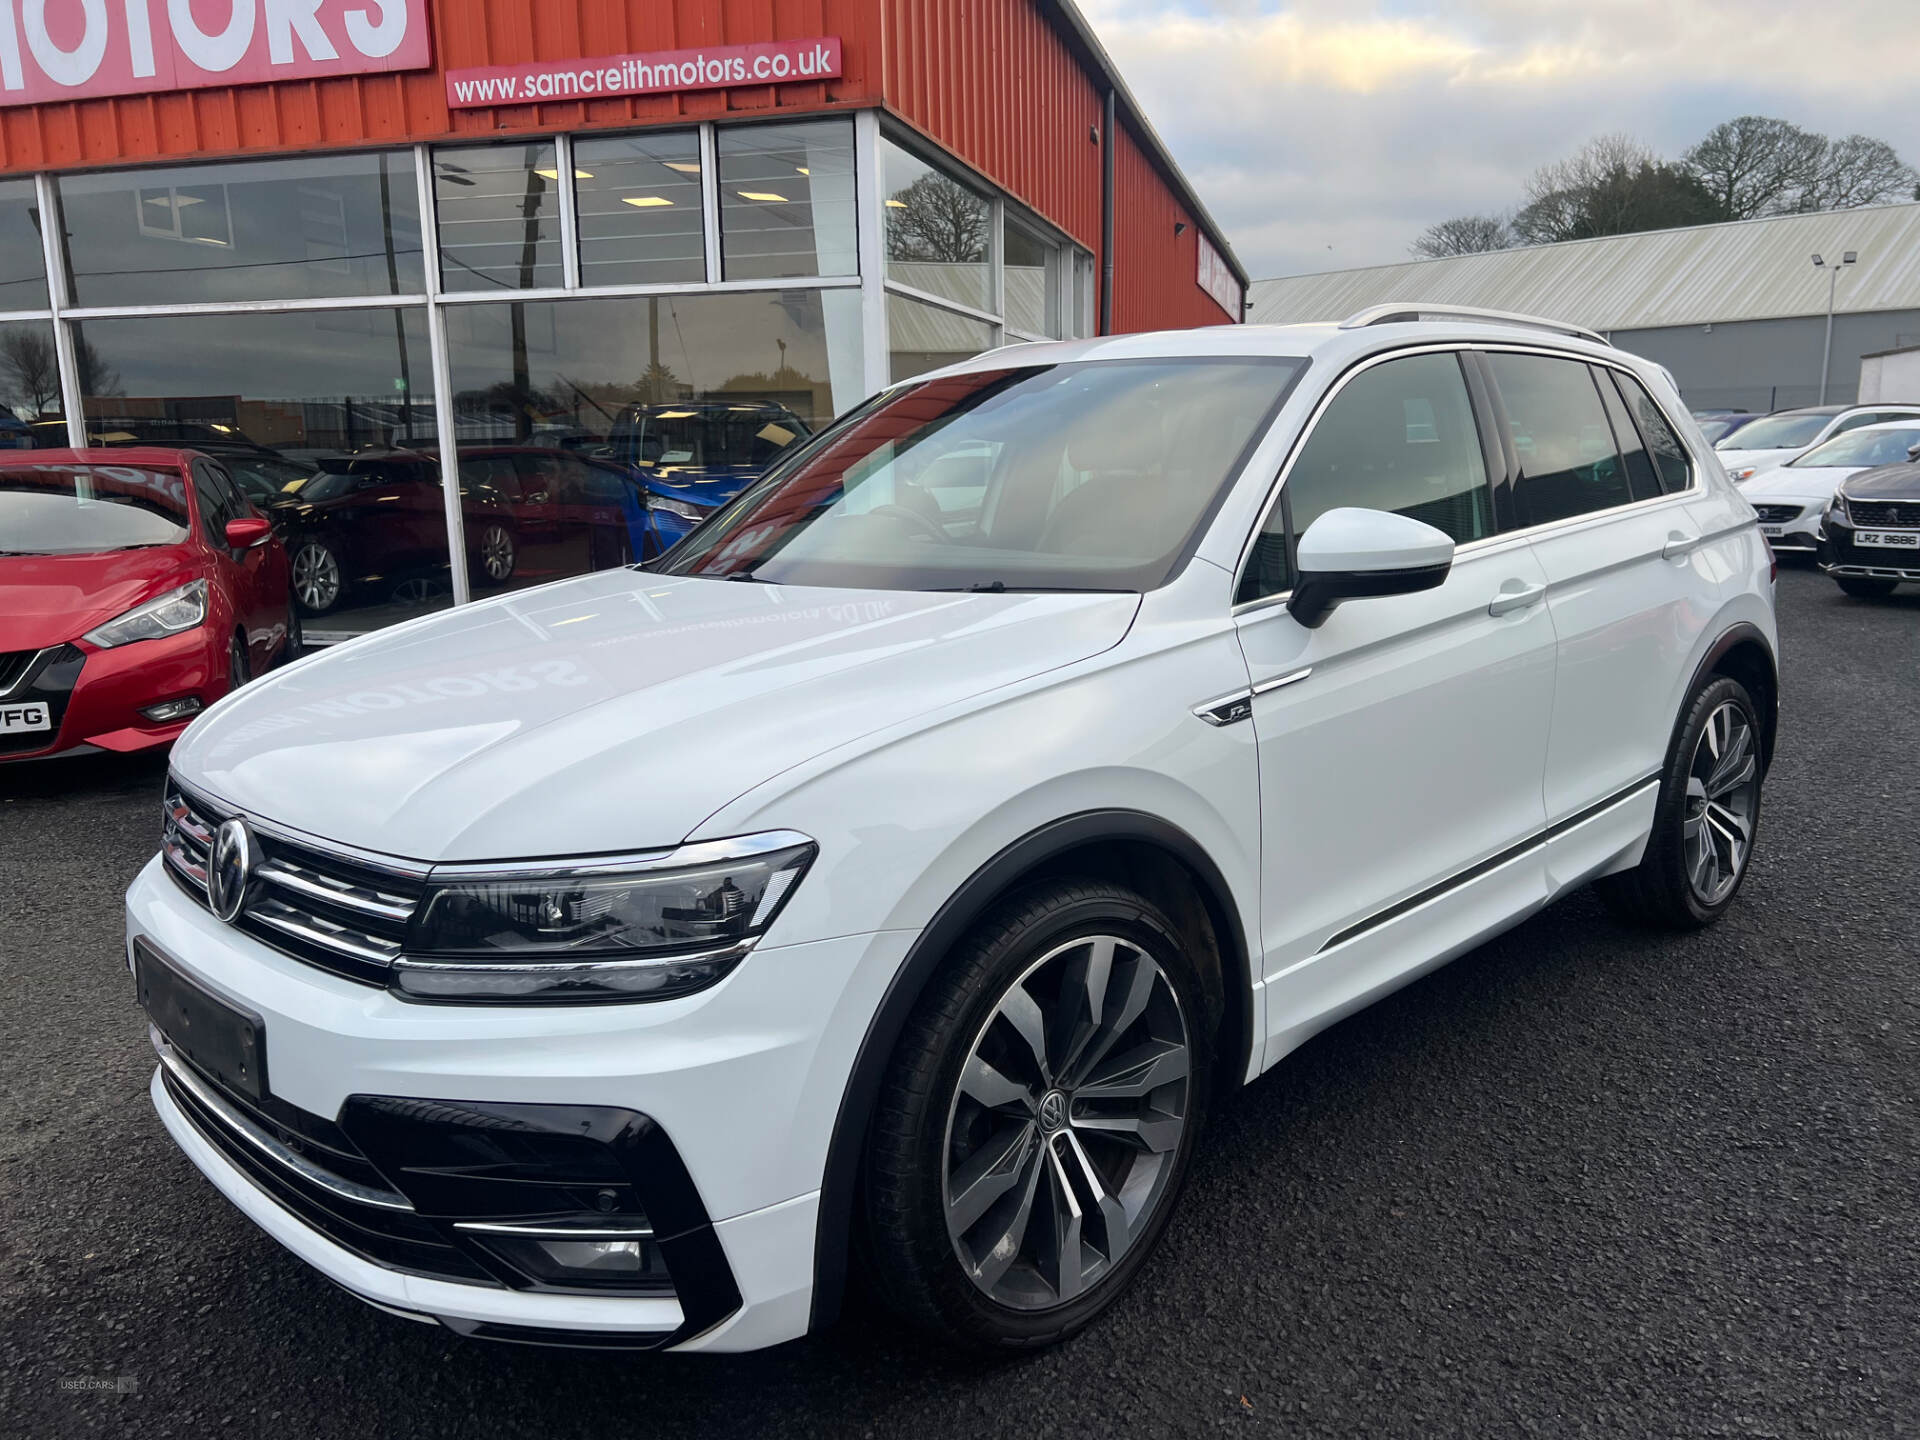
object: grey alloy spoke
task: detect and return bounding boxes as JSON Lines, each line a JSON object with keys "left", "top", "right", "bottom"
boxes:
{"left": 967, "top": 1140, "right": 1047, "bottom": 1293}
{"left": 947, "top": 1120, "right": 1039, "bottom": 1237}
{"left": 1064, "top": 949, "right": 1155, "bottom": 1088}
{"left": 996, "top": 982, "right": 1053, "bottom": 1089}
{"left": 1077, "top": 1037, "right": 1189, "bottom": 1102}
{"left": 1709, "top": 753, "right": 1756, "bottom": 800}
{"left": 1707, "top": 722, "right": 1752, "bottom": 792}
{"left": 1037, "top": 1139, "right": 1087, "bottom": 1302}
{"left": 1050, "top": 937, "right": 1117, "bottom": 1084}
{"left": 959, "top": 1052, "right": 1036, "bottom": 1115}
{"left": 1071, "top": 1106, "right": 1184, "bottom": 1154}
{"left": 1060, "top": 1128, "right": 1135, "bottom": 1267}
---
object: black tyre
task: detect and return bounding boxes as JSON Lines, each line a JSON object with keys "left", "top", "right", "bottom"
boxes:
{"left": 290, "top": 538, "right": 343, "bottom": 615}
{"left": 860, "top": 880, "right": 1212, "bottom": 1350}
{"left": 228, "top": 630, "right": 252, "bottom": 690}
{"left": 1834, "top": 576, "right": 1898, "bottom": 599}
{"left": 1597, "top": 675, "right": 1763, "bottom": 929}
{"left": 280, "top": 601, "right": 303, "bottom": 666}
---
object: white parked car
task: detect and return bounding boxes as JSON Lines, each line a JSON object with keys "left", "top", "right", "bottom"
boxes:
{"left": 1717, "top": 402, "right": 1920, "bottom": 481}
{"left": 129, "top": 305, "right": 1778, "bottom": 1354}
{"left": 1740, "top": 421, "right": 1920, "bottom": 553}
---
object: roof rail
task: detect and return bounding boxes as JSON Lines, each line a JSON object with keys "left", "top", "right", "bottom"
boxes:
{"left": 1338, "top": 303, "right": 1611, "bottom": 348}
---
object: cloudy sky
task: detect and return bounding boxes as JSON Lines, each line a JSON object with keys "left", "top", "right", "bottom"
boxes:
{"left": 1079, "top": 0, "right": 1920, "bottom": 279}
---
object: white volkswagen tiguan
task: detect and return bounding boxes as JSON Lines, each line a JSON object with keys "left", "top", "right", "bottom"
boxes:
{"left": 129, "top": 307, "right": 1778, "bottom": 1354}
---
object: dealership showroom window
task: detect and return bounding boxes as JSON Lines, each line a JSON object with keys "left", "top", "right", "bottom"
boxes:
{"left": 0, "top": 119, "right": 1093, "bottom": 638}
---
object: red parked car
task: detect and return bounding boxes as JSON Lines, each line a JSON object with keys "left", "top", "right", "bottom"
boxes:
{"left": 0, "top": 448, "right": 295, "bottom": 763}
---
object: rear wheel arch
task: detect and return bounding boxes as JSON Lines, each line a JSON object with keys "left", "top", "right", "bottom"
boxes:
{"left": 808, "top": 809, "right": 1254, "bottom": 1333}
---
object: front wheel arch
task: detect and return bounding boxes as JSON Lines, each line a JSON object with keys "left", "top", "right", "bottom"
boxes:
{"left": 808, "top": 810, "right": 1253, "bottom": 1334}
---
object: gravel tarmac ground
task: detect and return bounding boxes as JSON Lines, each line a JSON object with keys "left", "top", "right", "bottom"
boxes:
{"left": 3, "top": 564, "right": 1917, "bottom": 1439}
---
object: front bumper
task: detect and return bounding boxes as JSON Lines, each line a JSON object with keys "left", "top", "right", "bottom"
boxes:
{"left": 1819, "top": 517, "right": 1920, "bottom": 582}
{"left": 127, "top": 856, "right": 913, "bottom": 1351}
{"left": 1, "top": 629, "right": 218, "bottom": 763}
{"left": 1750, "top": 504, "right": 1822, "bottom": 553}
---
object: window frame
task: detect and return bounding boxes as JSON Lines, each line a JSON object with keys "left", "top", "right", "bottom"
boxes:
{"left": 1231, "top": 341, "right": 1707, "bottom": 613}
{"left": 1232, "top": 345, "right": 1500, "bottom": 610}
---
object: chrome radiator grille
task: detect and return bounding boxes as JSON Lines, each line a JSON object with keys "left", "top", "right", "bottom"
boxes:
{"left": 161, "top": 779, "right": 426, "bottom": 985}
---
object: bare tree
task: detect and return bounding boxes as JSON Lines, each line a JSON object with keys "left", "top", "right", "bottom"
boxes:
{"left": 1410, "top": 214, "right": 1513, "bottom": 259}
{"left": 75, "top": 335, "right": 120, "bottom": 400}
{"left": 0, "top": 327, "right": 60, "bottom": 416}
{"left": 1804, "top": 135, "right": 1919, "bottom": 211}
{"left": 885, "top": 173, "right": 989, "bottom": 264}
{"left": 1682, "top": 116, "right": 1826, "bottom": 220}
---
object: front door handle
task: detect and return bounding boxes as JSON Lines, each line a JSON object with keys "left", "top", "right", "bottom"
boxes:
{"left": 1663, "top": 530, "right": 1702, "bottom": 560}
{"left": 1487, "top": 580, "right": 1547, "bottom": 617}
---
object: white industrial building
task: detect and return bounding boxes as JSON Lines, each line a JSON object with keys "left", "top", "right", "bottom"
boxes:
{"left": 1248, "top": 201, "right": 1920, "bottom": 412}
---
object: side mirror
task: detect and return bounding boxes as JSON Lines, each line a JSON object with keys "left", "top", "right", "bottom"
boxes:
{"left": 1907, "top": 442, "right": 1920, "bottom": 462}
{"left": 1287, "top": 507, "right": 1455, "bottom": 629}
{"left": 224, "top": 516, "right": 273, "bottom": 548}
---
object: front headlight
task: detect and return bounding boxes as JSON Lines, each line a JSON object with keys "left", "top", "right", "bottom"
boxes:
{"left": 649, "top": 495, "right": 708, "bottom": 523}
{"left": 1728, "top": 466, "right": 1758, "bottom": 483}
{"left": 82, "top": 579, "right": 208, "bottom": 648}
{"left": 1827, "top": 491, "right": 1850, "bottom": 522}
{"left": 391, "top": 832, "right": 815, "bottom": 1003}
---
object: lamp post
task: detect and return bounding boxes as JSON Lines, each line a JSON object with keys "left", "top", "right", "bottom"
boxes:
{"left": 1811, "top": 250, "right": 1858, "bottom": 405}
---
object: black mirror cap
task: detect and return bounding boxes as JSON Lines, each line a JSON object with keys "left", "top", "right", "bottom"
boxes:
{"left": 1287, "top": 560, "right": 1452, "bottom": 629}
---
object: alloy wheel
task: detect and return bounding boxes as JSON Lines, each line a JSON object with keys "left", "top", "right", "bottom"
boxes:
{"left": 480, "top": 524, "right": 515, "bottom": 582}
{"left": 941, "top": 934, "right": 1191, "bottom": 1311}
{"left": 291, "top": 541, "right": 340, "bottom": 612}
{"left": 1683, "top": 700, "right": 1759, "bottom": 905}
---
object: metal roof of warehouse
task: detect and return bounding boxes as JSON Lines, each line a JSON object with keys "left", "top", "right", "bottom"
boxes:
{"left": 1247, "top": 201, "right": 1920, "bottom": 332}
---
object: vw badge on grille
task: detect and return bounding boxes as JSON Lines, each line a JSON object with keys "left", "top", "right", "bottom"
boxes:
{"left": 208, "top": 818, "right": 258, "bottom": 923}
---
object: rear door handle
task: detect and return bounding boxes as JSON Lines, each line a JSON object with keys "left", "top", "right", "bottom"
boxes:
{"left": 1487, "top": 580, "right": 1546, "bottom": 617}
{"left": 1663, "top": 531, "right": 1702, "bottom": 560}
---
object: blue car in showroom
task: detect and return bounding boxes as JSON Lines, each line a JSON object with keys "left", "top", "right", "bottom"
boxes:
{"left": 605, "top": 401, "right": 813, "bottom": 557}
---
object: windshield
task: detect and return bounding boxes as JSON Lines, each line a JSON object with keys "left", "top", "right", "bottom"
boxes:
{"left": 0, "top": 463, "right": 190, "bottom": 555}
{"left": 1718, "top": 413, "right": 1829, "bottom": 451}
{"left": 1790, "top": 427, "right": 1920, "bottom": 469}
{"left": 610, "top": 407, "right": 809, "bottom": 470}
{"left": 1698, "top": 417, "right": 1748, "bottom": 444}
{"left": 655, "top": 357, "right": 1305, "bottom": 592}
{"left": 223, "top": 454, "right": 316, "bottom": 502}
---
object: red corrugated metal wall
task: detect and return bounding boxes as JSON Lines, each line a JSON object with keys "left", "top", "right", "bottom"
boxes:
{"left": 873, "top": 0, "right": 1102, "bottom": 258}
{"left": 0, "top": 0, "right": 888, "bottom": 172}
{"left": 1110, "top": 120, "right": 1236, "bottom": 329}
{"left": 0, "top": 0, "right": 1234, "bottom": 331}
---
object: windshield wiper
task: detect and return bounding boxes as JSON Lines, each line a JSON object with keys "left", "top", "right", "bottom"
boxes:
{"left": 723, "top": 569, "right": 776, "bottom": 584}
{"left": 929, "top": 582, "right": 1132, "bottom": 594}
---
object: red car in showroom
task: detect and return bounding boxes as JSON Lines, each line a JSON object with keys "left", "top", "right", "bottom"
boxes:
{"left": 0, "top": 448, "right": 294, "bottom": 763}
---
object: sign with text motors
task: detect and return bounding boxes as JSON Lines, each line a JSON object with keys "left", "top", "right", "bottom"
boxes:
{"left": 0, "top": 0, "right": 431, "bottom": 107}
{"left": 445, "top": 36, "right": 842, "bottom": 108}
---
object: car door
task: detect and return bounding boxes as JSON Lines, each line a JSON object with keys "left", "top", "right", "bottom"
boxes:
{"left": 193, "top": 459, "right": 276, "bottom": 668}
{"left": 1233, "top": 349, "right": 1558, "bottom": 1058}
{"left": 1477, "top": 350, "right": 1727, "bottom": 889}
